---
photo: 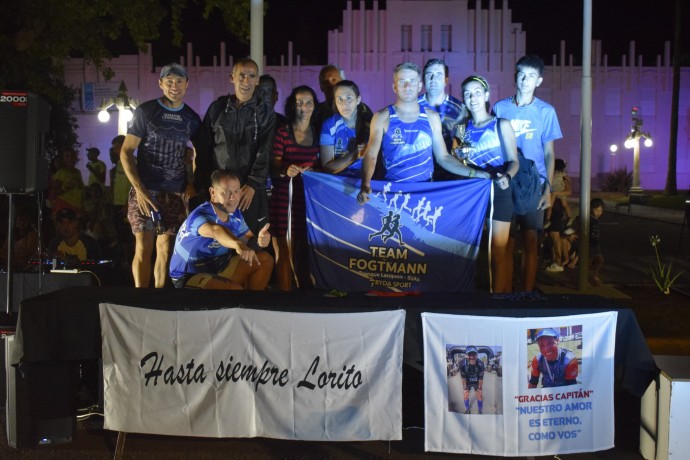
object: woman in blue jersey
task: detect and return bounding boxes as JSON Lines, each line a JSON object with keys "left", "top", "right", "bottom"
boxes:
{"left": 319, "top": 80, "right": 372, "bottom": 177}
{"left": 456, "top": 75, "right": 519, "bottom": 293}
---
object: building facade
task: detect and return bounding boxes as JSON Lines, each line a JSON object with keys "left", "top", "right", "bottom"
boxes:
{"left": 65, "top": 0, "right": 690, "bottom": 191}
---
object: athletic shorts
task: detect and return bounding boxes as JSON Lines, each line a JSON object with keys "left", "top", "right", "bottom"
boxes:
{"left": 488, "top": 182, "right": 514, "bottom": 223}
{"left": 512, "top": 181, "right": 547, "bottom": 232}
{"left": 513, "top": 207, "right": 545, "bottom": 233}
{"left": 127, "top": 189, "right": 188, "bottom": 234}
{"left": 240, "top": 188, "right": 269, "bottom": 236}
{"left": 172, "top": 255, "right": 241, "bottom": 289}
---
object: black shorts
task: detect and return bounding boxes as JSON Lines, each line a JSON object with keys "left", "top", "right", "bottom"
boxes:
{"left": 241, "top": 188, "right": 269, "bottom": 236}
{"left": 488, "top": 182, "right": 514, "bottom": 223}
{"left": 513, "top": 208, "right": 545, "bottom": 233}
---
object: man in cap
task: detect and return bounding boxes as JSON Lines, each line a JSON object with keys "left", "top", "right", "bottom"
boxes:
{"left": 120, "top": 62, "right": 202, "bottom": 288}
{"left": 528, "top": 328, "right": 579, "bottom": 388}
{"left": 460, "top": 346, "right": 485, "bottom": 414}
{"left": 47, "top": 208, "right": 102, "bottom": 262}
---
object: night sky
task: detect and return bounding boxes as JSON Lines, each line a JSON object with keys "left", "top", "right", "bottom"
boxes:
{"left": 140, "top": 0, "right": 685, "bottom": 68}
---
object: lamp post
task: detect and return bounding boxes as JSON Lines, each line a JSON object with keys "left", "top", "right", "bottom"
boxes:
{"left": 624, "top": 106, "right": 653, "bottom": 202}
{"left": 98, "top": 81, "right": 139, "bottom": 135}
{"left": 609, "top": 144, "right": 618, "bottom": 172}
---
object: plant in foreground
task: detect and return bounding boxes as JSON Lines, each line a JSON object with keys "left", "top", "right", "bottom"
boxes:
{"left": 649, "top": 235, "right": 683, "bottom": 294}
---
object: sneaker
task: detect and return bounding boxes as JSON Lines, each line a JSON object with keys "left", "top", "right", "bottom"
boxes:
{"left": 545, "top": 263, "right": 564, "bottom": 272}
{"left": 465, "top": 409, "right": 471, "bottom": 414}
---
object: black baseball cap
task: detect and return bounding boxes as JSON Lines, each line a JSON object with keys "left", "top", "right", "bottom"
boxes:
{"left": 56, "top": 208, "right": 78, "bottom": 221}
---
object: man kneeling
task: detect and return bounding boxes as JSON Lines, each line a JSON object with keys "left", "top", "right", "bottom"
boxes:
{"left": 170, "top": 169, "right": 273, "bottom": 290}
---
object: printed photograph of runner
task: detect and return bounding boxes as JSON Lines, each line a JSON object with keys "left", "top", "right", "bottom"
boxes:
{"left": 446, "top": 344, "right": 503, "bottom": 415}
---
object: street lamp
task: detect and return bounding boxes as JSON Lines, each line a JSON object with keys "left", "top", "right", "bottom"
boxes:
{"left": 98, "top": 80, "right": 139, "bottom": 135}
{"left": 624, "top": 106, "right": 653, "bottom": 201}
{"left": 609, "top": 144, "right": 618, "bottom": 172}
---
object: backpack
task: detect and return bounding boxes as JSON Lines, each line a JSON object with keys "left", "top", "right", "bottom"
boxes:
{"left": 494, "top": 120, "right": 546, "bottom": 215}
{"left": 511, "top": 150, "right": 546, "bottom": 215}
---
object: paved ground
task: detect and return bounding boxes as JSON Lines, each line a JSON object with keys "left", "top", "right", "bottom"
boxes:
{"left": 534, "top": 200, "right": 690, "bottom": 355}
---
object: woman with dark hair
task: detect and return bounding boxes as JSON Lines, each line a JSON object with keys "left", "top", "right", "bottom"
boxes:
{"left": 269, "top": 85, "right": 320, "bottom": 290}
{"left": 456, "top": 75, "right": 519, "bottom": 293}
{"left": 319, "top": 80, "right": 373, "bottom": 177}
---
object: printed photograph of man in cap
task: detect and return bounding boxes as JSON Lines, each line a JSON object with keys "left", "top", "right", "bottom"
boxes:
{"left": 527, "top": 327, "right": 580, "bottom": 388}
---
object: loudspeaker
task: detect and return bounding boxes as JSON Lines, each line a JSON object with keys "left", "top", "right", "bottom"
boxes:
{"left": 0, "top": 91, "right": 51, "bottom": 193}
{"left": 4, "top": 334, "right": 74, "bottom": 448}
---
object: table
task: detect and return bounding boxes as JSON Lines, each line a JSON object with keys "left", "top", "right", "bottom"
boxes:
{"left": 0, "top": 272, "right": 94, "bottom": 313}
{"left": 10, "top": 287, "right": 657, "bottom": 447}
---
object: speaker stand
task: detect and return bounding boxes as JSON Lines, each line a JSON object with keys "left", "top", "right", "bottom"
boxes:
{"left": 3, "top": 193, "right": 16, "bottom": 323}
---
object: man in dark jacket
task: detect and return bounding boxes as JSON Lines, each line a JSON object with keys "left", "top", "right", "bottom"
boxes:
{"left": 195, "top": 58, "right": 276, "bottom": 235}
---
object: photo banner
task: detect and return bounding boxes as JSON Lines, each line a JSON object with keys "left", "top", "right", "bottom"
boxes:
{"left": 100, "top": 304, "right": 405, "bottom": 440}
{"left": 423, "top": 312, "right": 617, "bottom": 456}
{"left": 302, "top": 172, "right": 491, "bottom": 292}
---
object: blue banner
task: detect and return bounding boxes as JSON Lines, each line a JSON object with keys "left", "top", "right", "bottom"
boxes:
{"left": 302, "top": 172, "right": 491, "bottom": 293}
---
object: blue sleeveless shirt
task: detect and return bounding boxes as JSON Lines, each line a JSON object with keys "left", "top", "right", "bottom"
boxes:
{"left": 381, "top": 105, "right": 434, "bottom": 182}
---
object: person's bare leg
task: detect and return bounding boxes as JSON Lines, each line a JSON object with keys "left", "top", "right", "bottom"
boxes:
{"left": 231, "top": 253, "right": 274, "bottom": 290}
{"left": 201, "top": 276, "right": 244, "bottom": 290}
{"left": 505, "top": 235, "right": 516, "bottom": 292}
{"left": 521, "top": 229, "right": 539, "bottom": 292}
{"left": 491, "top": 220, "right": 512, "bottom": 293}
{"left": 273, "top": 236, "right": 293, "bottom": 291}
{"left": 153, "top": 233, "right": 173, "bottom": 288}
{"left": 561, "top": 238, "right": 572, "bottom": 266}
{"left": 132, "top": 231, "right": 154, "bottom": 287}
{"left": 549, "top": 231, "right": 562, "bottom": 266}
{"left": 563, "top": 200, "right": 573, "bottom": 221}
{"left": 591, "top": 255, "right": 604, "bottom": 285}
{"left": 247, "top": 252, "right": 274, "bottom": 290}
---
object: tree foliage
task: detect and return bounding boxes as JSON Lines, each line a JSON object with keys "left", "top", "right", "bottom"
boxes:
{"left": 0, "top": 0, "right": 250, "bottom": 152}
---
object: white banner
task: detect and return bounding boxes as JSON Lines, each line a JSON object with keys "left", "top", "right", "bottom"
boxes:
{"left": 100, "top": 304, "right": 405, "bottom": 440}
{"left": 423, "top": 312, "right": 617, "bottom": 456}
